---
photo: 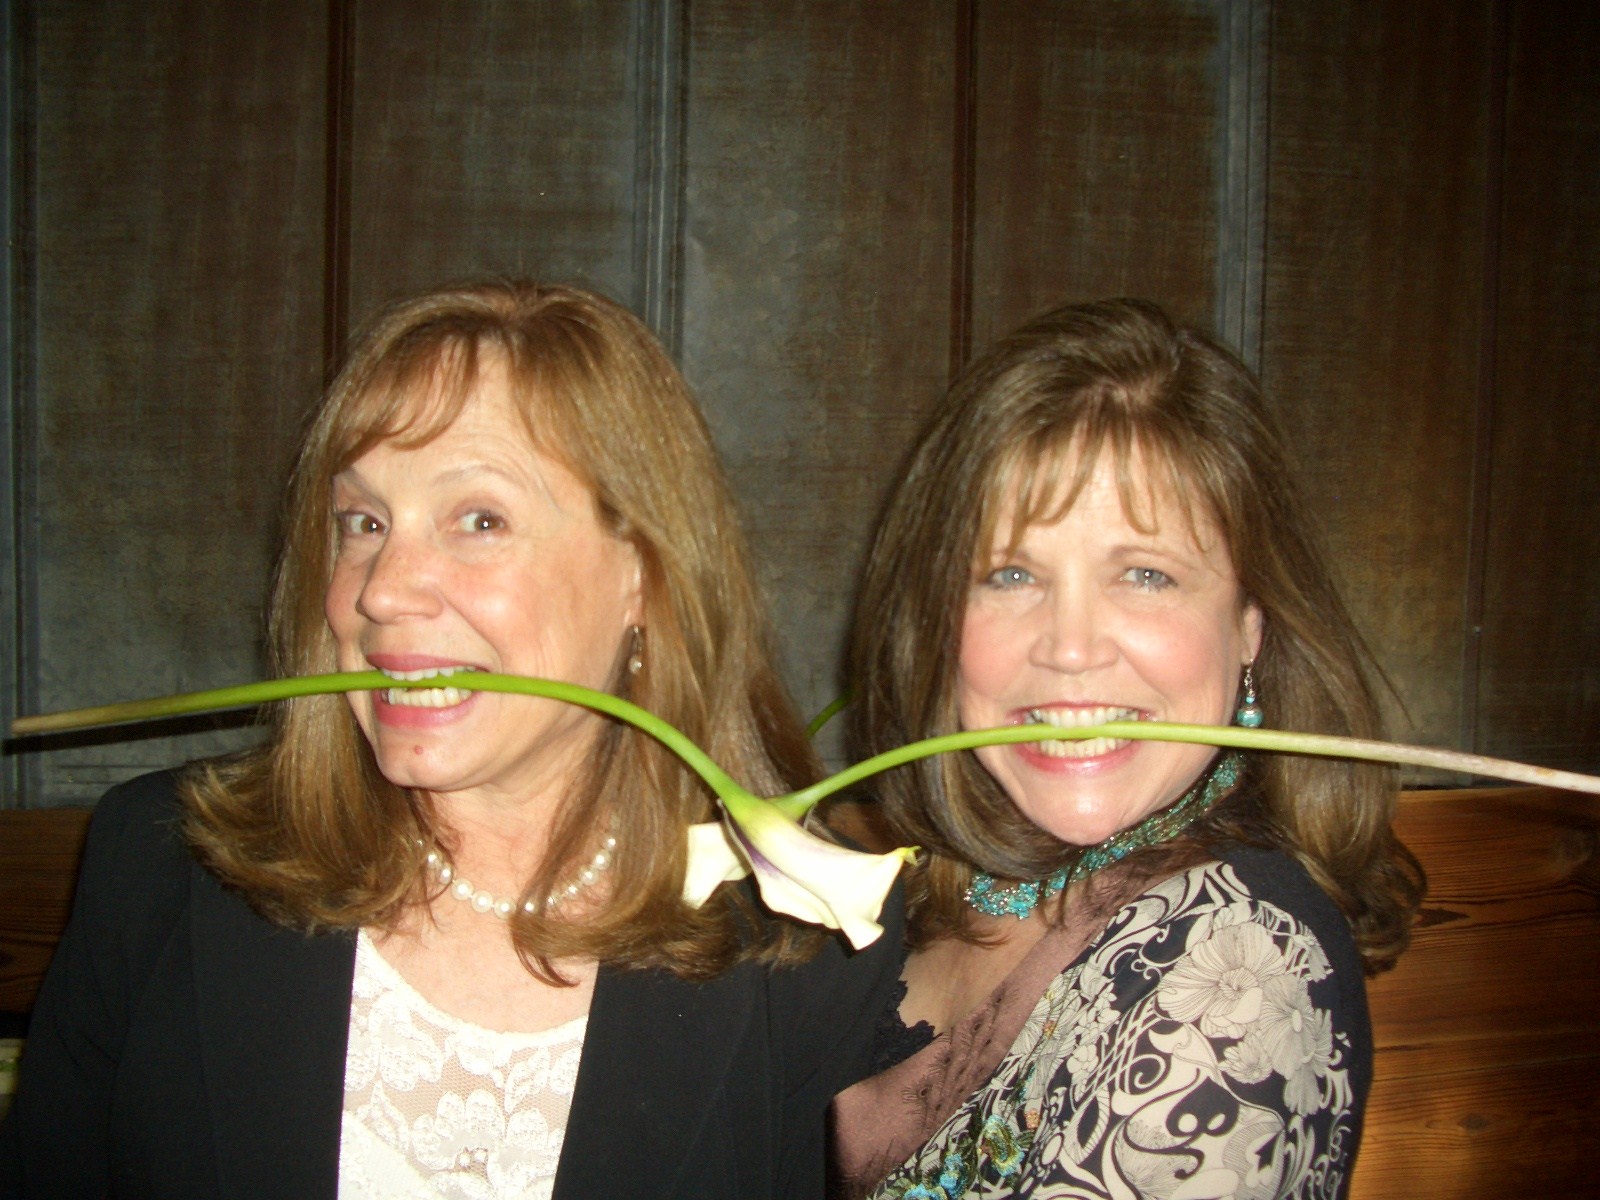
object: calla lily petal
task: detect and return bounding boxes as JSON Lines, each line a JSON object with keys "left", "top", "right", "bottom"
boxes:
{"left": 720, "top": 791, "right": 915, "bottom": 950}
{"left": 683, "top": 820, "right": 750, "bottom": 906}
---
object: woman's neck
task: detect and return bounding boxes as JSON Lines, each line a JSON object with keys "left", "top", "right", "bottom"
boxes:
{"left": 372, "top": 903, "right": 599, "bottom": 1033}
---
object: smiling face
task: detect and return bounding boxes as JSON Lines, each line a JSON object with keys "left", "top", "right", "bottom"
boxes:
{"left": 957, "top": 446, "right": 1263, "bottom": 848}
{"left": 323, "top": 354, "right": 643, "bottom": 808}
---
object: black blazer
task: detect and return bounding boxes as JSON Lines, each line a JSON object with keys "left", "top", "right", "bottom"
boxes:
{"left": 0, "top": 771, "right": 905, "bottom": 1198}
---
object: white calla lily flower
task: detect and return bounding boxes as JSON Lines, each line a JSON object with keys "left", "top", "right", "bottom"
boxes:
{"left": 683, "top": 791, "right": 914, "bottom": 950}
{"left": 683, "top": 820, "right": 750, "bottom": 907}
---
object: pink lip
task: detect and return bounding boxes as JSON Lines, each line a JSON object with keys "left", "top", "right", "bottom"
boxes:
{"left": 370, "top": 687, "right": 481, "bottom": 730}
{"left": 1012, "top": 737, "right": 1139, "bottom": 774}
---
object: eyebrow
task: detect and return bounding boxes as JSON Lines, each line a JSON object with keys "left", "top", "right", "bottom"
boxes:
{"left": 332, "top": 457, "right": 535, "bottom": 490}
{"left": 430, "top": 460, "right": 536, "bottom": 489}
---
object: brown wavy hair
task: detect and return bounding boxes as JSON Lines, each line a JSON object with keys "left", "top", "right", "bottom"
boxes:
{"left": 847, "top": 298, "right": 1422, "bottom": 974}
{"left": 184, "top": 280, "right": 819, "bottom": 979}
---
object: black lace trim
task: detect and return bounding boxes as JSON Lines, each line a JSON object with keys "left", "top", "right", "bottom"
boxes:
{"left": 868, "top": 976, "right": 936, "bottom": 1074}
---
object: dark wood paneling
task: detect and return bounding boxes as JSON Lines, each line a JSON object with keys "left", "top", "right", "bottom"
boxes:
{"left": 680, "top": 1, "right": 956, "bottom": 749}
{"left": 22, "top": 1, "right": 328, "bottom": 804}
{"left": 7, "top": 1, "right": 1596, "bottom": 805}
{"left": 969, "top": 0, "right": 1222, "bottom": 346}
{"left": 1476, "top": 1, "right": 1600, "bottom": 773}
{"left": 345, "top": 0, "right": 641, "bottom": 326}
{"left": 1261, "top": 3, "right": 1493, "bottom": 756}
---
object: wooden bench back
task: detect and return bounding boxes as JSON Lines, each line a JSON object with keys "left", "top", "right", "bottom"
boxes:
{"left": 1355, "top": 786, "right": 1599, "bottom": 1199}
{"left": 2, "top": 787, "right": 1597, "bottom": 1195}
{"left": 0, "top": 807, "right": 90, "bottom": 1016}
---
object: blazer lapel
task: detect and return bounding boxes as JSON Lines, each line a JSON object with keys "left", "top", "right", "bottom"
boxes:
{"left": 190, "top": 870, "right": 356, "bottom": 1199}
{"left": 554, "top": 963, "right": 756, "bottom": 1198}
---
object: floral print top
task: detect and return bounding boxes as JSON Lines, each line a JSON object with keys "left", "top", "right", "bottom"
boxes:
{"left": 867, "top": 846, "right": 1371, "bottom": 1200}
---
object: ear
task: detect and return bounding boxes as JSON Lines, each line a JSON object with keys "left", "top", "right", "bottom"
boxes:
{"left": 1240, "top": 600, "right": 1265, "bottom": 664}
{"left": 619, "top": 538, "right": 646, "bottom": 630}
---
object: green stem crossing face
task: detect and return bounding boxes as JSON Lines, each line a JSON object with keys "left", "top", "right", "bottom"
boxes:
{"left": 12, "top": 671, "right": 1600, "bottom": 948}
{"left": 12, "top": 671, "right": 1600, "bottom": 800}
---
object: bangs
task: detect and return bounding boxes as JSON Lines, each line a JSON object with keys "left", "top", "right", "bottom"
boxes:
{"left": 974, "top": 411, "right": 1216, "bottom": 567}
{"left": 329, "top": 333, "right": 486, "bottom": 471}
{"left": 327, "top": 331, "right": 573, "bottom": 478}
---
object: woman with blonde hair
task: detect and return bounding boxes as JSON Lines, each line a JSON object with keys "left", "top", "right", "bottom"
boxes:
{"left": 3, "top": 280, "right": 902, "bottom": 1199}
{"left": 832, "top": 298, "right": 1421, "bottom": 1199}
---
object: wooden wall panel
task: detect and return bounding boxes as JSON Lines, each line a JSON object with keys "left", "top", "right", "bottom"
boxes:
{"left": 345, "top": 0, "right": 642, "bottom": 327}
{"left": 21, "top": 1, "right": 328, "bottom": 804}
{"left": 1261, "top": 3, "right": 1492, "bottom": 755}
{"left": 680, "top": 1, "right": 956, "bottom": 749}
{"left": 1476, "top": 1, "right": 1600, "bottom": 773}
{"left": 970, "top": 0, "right": 1222, "bottom": 347}
{"left": 6, "top": 1, "right": 1597, "bottom": 805}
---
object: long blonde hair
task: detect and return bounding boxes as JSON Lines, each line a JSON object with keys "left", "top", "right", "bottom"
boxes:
{"left": 185, "top": 280, "right": 818, "bottom": 979}
{"left": 849, "top": 298, "right": 1422, "bottom": 973}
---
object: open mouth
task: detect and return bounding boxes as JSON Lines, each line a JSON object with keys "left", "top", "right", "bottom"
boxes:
{"left": 1022, "top": 705, "right": 1142, "bottom": 759}
{"left": 378, "top": 665, "right": 482, "bottom": 708}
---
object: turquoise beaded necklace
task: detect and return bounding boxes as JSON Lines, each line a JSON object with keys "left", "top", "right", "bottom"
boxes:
{"left": 964, "top": 753, "right": 1243, "bottom": 920}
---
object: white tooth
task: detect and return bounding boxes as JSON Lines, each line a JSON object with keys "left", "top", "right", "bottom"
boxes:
{"left": 380, "top": 665, "right": 471, "bottom": 682}
{"left": 1030, "top": 732, "right": 1131, "bottom": 759}
{"left": 1031, "top": 706, "right": 1139, "bottom": 729}
{"left": 385, "top": 685, "right": 468, "bottom": 708}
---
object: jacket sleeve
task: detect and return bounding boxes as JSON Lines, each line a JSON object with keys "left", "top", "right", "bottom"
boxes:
{"left": 770, "top": 876, "right": 908, "bottom": 1198}
{"left": 0, "top": 771, "right": 191, "bottom": 1200}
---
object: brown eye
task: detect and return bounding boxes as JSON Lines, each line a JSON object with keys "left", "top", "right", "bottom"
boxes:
{"left": 456, "top": 510, "right": 506, "bottom": 533}
{"left": 336, "top": 511, "right": 383, "bottom": 537}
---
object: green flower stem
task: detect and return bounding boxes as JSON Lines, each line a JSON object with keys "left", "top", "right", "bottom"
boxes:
{"left": 779, "top": 719, "right": 1600, "bottom": 813}
{"left": 13, "top": 676, "right": 1600, "bottom": 810}
{"left": 10, "top": 671, "right": 748, "bottom": 806}
{"left": 9, "top": 672, "right": 383, "bottom": 735}
{"left": 804, "top": 691, "right": 852, "bottom": 739}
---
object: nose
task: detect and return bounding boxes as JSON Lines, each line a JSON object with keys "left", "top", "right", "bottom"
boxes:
{"left": 353, "top": 528, "right": 444, "bottom": 625}
{"left": 1030, "top": 582, "right": 1117, "bottom": 673}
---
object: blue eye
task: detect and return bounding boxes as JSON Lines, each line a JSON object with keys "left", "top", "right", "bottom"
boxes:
{"left": 335, "top": 511, "right": 383, "bottom": 538}
{"left": 1122, "top": 567, "right": 1173, "bottom": 591}
{"left": 985, "top": 565, "right": 1035, "bottom": 589}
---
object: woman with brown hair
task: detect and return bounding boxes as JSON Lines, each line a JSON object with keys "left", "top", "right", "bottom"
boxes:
{"left": 1, "top": 281, "right": 902, "bottom": 1199}
{"left": 832, "top": 298, "right": 1421, "bottom": 1198}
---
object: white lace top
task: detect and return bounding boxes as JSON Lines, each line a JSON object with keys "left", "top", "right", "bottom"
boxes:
{"left": 338, "top": 931, "right": 588, "bottom": 1200}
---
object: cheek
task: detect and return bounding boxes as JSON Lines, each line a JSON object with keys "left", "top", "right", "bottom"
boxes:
{"left": 956, "top": 609, "right": 1022, "bottom": 716}
{"left": 323, "top": 570, "right": 354, "bottom": 635}
{"left": 1133, "top": 615, "right": 1241, "bottom": 721}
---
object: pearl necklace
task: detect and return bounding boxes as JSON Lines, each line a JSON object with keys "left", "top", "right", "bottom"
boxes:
{"left": 423, "top": 835, "right": 618, "bottom": 920}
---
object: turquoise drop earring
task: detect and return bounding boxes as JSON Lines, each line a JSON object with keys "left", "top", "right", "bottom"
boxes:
{"left": 1235, "top": 664, "right": 1263, "bottom": 728}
